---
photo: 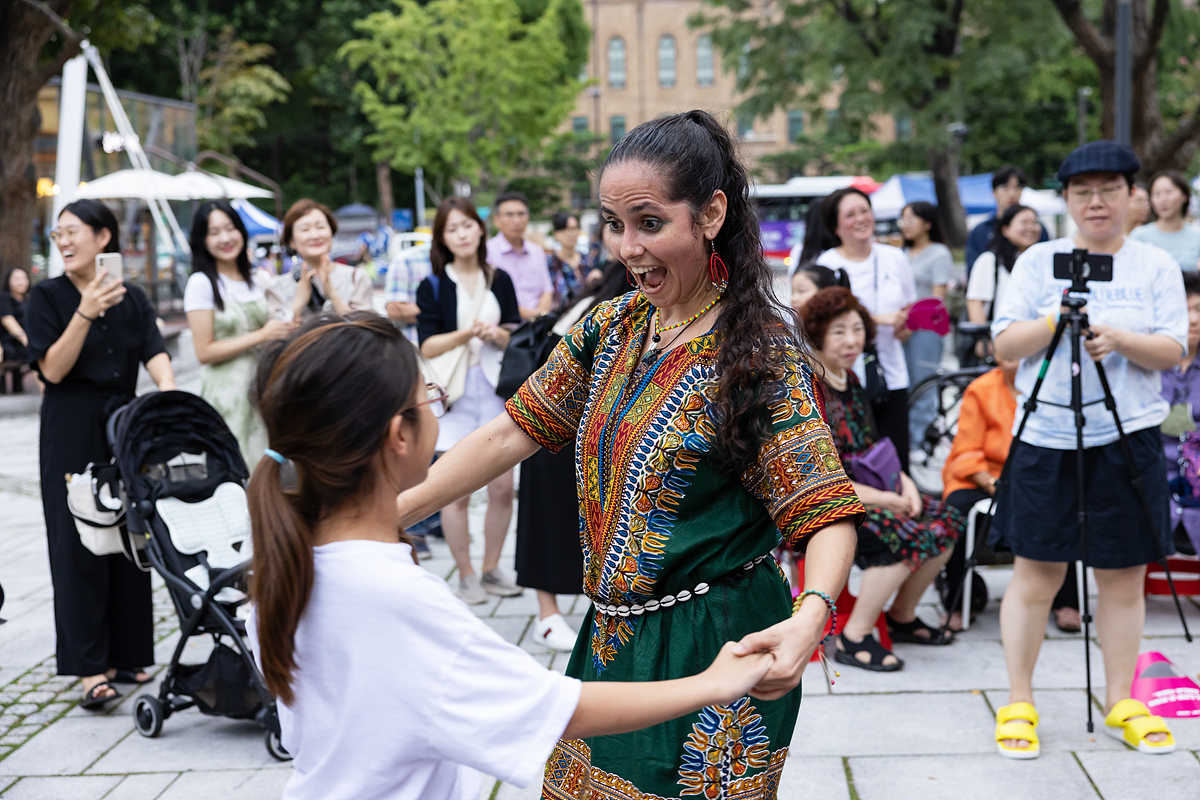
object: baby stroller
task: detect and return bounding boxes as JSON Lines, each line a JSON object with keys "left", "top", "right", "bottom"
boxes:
{"left": 105, "top": 390, "right": 289, "bottom": 761}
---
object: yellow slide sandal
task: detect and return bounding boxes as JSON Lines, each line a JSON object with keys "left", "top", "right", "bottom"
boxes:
{"left": 995, "top": 701, "right": 1040, "bottom": 759}
{"left": 1103, "top": 698, "right": 1176, "bottom": 755}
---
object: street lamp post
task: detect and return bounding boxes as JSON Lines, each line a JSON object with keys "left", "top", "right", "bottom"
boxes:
{"left": 1114, "top": 0, "right": 1133, "bottom": 146}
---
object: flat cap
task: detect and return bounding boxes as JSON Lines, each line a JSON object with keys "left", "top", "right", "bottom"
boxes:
{"left": 1057, "top": 140, "right": 1140, "bottom": 185}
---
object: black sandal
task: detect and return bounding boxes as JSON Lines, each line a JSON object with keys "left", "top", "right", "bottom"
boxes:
{"left": 833, "top": 632, "right": 904, "bottom": 672}
{"left": 109, "top": 668, "right": 153, "bottom": 685}
{"left": 887, "top": 613, "right": 954, "bottom": 645}
{"left": 80, "top": 680, "right": 122, "bottom": 711}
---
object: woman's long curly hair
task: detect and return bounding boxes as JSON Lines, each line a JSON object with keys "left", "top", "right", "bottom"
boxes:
{"left": 603, "top": 109, "right": 807, "bottom": 472}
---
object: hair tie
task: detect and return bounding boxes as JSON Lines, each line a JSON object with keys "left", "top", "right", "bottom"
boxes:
{"left": 264, "top": 448, "right": 287, "bottom": 465}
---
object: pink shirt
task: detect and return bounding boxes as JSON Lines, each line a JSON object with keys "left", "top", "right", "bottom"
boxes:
{"left": 486, "top": 234, "right": 551, "bottom": 311}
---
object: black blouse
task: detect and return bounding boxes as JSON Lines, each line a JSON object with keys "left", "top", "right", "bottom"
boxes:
{"left": 0, "top": 291, "right": 26, "bottom": 355}
{"left": 26, "top": 276, "right": 167, "bottom": 395}
{"left": 415, "top": 267, "right": 521, "bottom": 344}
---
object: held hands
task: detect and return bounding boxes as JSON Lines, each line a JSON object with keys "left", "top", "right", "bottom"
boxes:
{"left": 702, "top": 642, "right": 775, "bottom": 706}
{"left": 873, "top": 491, "right": 912, "bottom": 517}
{"left": 731, "top": 604, "right": 827, "bottom": 700}
{"left": 292, "top": 267, "right": 315, "bottom": 311}
{"left": 78, "top": 270, "right": 126, "bottom": 319}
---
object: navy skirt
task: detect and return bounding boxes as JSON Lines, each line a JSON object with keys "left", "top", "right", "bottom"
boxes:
{"left": 989, "top": 426, "right": 1173, "bottom": 569}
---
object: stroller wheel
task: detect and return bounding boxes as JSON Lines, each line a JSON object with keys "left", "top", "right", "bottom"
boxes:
{"left": 133, "top": 694, "right": 164, "bottom": 738}
{"left": 265, "top": 727, "right": 292, "bottom": 762}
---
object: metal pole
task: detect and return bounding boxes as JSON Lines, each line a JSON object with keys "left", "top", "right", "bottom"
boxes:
{"left": 50, "top": 54, "right": 89, "bottom": 277}
{"left": 1077, "top": 87, "right": 1091, "bottom": 147}
{"left": 1115, "top": 0, "right": 1133, "bottom": 146}
{"left": 414, "top": 167, "right": 426, "bottom": 229}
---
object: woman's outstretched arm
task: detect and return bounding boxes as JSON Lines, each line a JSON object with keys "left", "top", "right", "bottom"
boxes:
{"left": 397, "top": 411, "right": 540, "bottom": 527}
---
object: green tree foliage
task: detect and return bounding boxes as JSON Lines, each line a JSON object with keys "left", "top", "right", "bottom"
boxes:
{"left": 196, "top": 27, "right": 290, "bottom": 153}
{"left": 339, "top": 0, "right": 587, "bottom": 200}
{"left": 1, "top": 1, "right": 157, "bottom": 273}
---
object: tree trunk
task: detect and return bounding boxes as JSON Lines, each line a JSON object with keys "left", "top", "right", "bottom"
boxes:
{"left": 1050, "top": 0, "right": 1200, "bottom": 177}
{"left": 375, "top": 161, "right": 394, "bottom": 228}
{"left": 928, "top": 147, "right": 968, "bottom": 248}
{"left": 0, "top": 1, "right": 80, "bottom": 278}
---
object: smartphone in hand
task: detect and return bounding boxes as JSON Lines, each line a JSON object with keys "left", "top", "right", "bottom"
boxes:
{"left": 95, "top": 253, "right": 124, "bottom": 287}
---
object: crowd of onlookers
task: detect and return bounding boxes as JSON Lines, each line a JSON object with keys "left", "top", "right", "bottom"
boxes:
{"left": 8, "top": 148, "right": 1198, "bottom": 722}
{"left": 784, "top": 160, "right": 1200, "bottom": 677}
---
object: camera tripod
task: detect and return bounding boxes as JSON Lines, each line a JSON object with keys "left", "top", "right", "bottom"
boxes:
{"left": 945, "top": 283, "right": 1192, "bottom": 733}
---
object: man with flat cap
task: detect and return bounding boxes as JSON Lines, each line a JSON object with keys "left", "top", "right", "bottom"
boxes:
{"left": 987, "top": 141, "right": 1185, "bottom": 759}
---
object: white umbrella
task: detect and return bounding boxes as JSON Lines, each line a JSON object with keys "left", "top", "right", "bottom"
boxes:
{"left": 74, "top": 168, "right": 193, "bottom": 200}
{"left": 170, "top": 171, "right": 274, "bottom": 199}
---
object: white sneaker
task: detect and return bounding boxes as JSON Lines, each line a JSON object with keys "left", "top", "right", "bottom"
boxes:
{"left": 456, "top": 574, "right": 489, "bottom": 605}
{"left": 480, "top": 568, "right": 523, "bottom": 597}
{"left": 535, "top": 614, "right": 578, "bottom": 652}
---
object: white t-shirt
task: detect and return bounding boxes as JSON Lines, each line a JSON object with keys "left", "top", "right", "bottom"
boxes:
{"left": 817, "top": 243, "right": 916, "bottom": 389}
{"left": 992, "top": 237, "right": 1187, "bottom": 449}
{"left": 183, "top": 271, "right": 268, "bottom": 312}
{"left": 248, "top": 540, "right": 581, "bottom": 800}
{"left": 965, "top": 251, "right": 1013, "bottom": 319}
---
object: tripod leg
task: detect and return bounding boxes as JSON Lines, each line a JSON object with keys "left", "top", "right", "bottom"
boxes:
{"left": 1091, "top": 360, "right": 1192, "bottom": 642}
{"left": 1068, "top": 317, "right": 1096, "bottom": 733}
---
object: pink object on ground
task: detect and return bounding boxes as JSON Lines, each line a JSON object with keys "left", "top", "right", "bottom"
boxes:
{"left": 1130, "top": 651, "right": 1200, "bottom": 718}
{"left": 906, "top": 297, "right": 951, "bottom": 336}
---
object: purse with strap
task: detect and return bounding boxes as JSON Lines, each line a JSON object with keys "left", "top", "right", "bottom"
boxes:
{"left": 844, "top": 437, "right": 903, "bottom": 493}
{"left": 421, "top": 272, "right": 490, "bottom": 407}
{"left": 65, "top": 461, "right": 147, "bottom": 566}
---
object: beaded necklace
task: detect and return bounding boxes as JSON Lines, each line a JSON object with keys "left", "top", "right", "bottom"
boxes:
{"left": 651, "top": 293, "right": 722, "bottom": 344}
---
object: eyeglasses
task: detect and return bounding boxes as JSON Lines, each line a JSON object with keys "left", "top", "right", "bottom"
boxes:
{"left": 404, "top": 383, "right": 447, "bottom": 418}
{"left": 49, "top": 226, "right": 86, "bottom": 243}
{"left": 1067, "top": 185, "right": 1127, "bottom": 204}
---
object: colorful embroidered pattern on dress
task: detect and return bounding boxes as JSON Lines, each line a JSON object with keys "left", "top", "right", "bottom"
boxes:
{"left": 542, "top": 736, "right": 789, "bottom": 800}
{"left": 508, "top": 294, "right": 862, "bottom": 669}
{"left": 678, "top": 698, "right": 771, "bottom": 797}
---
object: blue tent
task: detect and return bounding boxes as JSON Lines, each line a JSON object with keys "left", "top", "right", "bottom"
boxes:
{"left": 231, "top": 199, "right": 281, "bottom": 239}
{"left": 872, "top": 173, "right": 1064, "bottom": 219}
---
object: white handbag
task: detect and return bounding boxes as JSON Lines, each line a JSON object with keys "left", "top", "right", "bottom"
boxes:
{"left": 422, "top": 272, "right": 491, "bottom": 407}
{"left": 65, "top": 462, "right": 145, "bottom": 564}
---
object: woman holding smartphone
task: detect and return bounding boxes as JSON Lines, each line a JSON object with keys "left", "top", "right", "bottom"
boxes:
{"left": 26, "top": 199, "right": 176, "bottom": 710}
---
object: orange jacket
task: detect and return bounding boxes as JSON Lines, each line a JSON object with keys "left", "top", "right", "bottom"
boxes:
{"left": 941, "top": 368, "right": 1017, "bottom": 498}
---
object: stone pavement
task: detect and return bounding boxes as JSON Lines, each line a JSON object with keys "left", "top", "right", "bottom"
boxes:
{"left": 1, "top": 356, "right": 1199, "bottom": 798}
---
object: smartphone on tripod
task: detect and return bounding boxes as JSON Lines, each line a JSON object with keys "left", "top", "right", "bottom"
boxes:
{"left": 1052, "top": 249, "right": 1113, "bottom": 285}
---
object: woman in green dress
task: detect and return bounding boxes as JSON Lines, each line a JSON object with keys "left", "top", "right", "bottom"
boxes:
{"left": 398, "top": 110, "right": 862, "bottom": 799}
{"left": 185, "top": 200, "right": 294, "bottom": 464}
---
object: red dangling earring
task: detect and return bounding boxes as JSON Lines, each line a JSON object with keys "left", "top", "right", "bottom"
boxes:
{"left": 708, "top": 240, "right": 729, "bottom": 291}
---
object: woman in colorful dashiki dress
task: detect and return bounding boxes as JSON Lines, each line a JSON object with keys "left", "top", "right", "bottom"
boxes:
{"left": 397, "top": 111, "right": 862, "bottom": 799}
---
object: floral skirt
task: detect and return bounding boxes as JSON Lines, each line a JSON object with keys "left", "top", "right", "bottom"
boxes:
{"left": 854, "top": 496, "right": 963, "bottom": 571}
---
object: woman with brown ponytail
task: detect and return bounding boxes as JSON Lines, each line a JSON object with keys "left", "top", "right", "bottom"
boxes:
{"left": 397, "top": 111, "right": 863, "bottom": 799}
{"left": 245, "top": 313, "right": 772, "bottom": 800}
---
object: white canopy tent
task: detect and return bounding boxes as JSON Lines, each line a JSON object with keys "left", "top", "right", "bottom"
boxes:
{"left": 74, "top": 168, "right": 274, "bottom": 201}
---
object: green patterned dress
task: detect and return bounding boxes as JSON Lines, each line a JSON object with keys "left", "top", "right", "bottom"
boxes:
{"left": 199, "top": 292, "right": 269, "bottom": 466}
{"left": 505, "top": 292, "right": 863, "bottom": 800}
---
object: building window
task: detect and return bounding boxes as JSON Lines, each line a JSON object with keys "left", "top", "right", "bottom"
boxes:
{"left": 896, "top": 115, "right": 913, "bottom": 141}
{"left": 572, "top": 116, "right": 589, "bottom": 134}
{"left": 658, "top": 35, "right": 677, "bottom": 88}
{"left": 787, "top": 110, "right": 805, "bottom": 142}
{"left": 611, "top": 115, "right": 627, "bottom": 144}
{"left": 608, "top": 37, "right": 626, "bottom": 89}
{"left": 696, "top": 35, "right": 714, "bottom": 87}
{"left": 737, "top": 113, "right": 753, "bottom": 139}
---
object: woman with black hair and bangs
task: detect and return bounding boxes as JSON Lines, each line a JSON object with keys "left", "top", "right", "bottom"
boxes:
{"left": 397, "top": 110, "right": 862, "bottom": 799}
{"left": 185, "top": 199, "right": 294, "bottom": 464}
